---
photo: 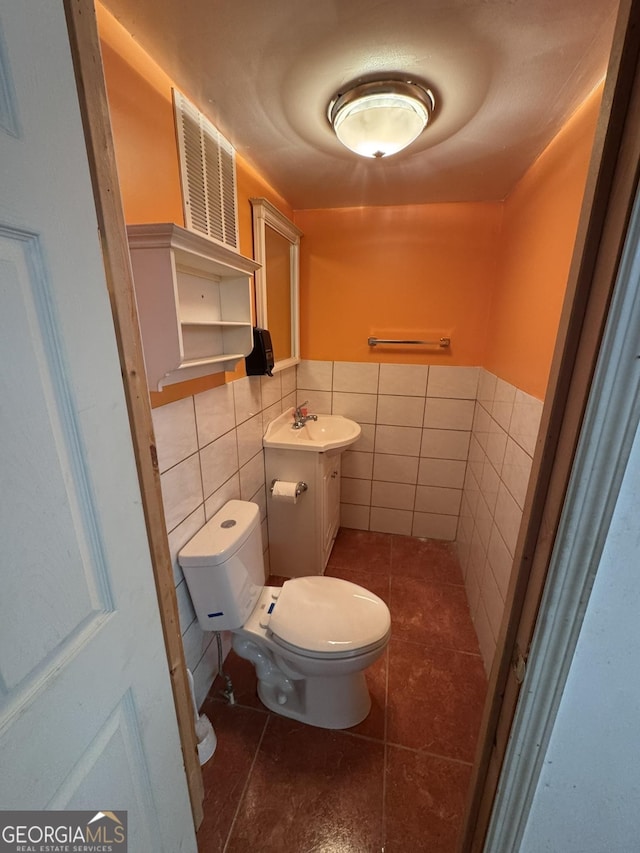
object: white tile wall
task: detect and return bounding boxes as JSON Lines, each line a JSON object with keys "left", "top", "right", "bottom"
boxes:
{"left": 456, "top": 368, "right": 544, "bottom": 675}
{"left": 297, "top": 361, "right": 479, "bottom": 540}
{"left": 152, "top": 367, "right": 296, "bottom": 706}
{"left": 155, "top": 360, "right": 543, "bottom": 701}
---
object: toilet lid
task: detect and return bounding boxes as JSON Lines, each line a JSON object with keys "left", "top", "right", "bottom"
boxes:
{"left": 268, "top": 576, "right": 390, "bottom": 655}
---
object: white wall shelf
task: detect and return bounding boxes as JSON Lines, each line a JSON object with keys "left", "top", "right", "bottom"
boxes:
{"left": 127, "top": 223, "right": 260, "bottom": 390}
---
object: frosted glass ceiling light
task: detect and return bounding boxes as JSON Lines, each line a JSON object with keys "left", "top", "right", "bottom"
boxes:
{"left": 328, "top": 80, "right": 435, "bottom": 158}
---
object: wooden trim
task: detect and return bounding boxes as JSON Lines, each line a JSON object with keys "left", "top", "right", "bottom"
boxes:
{"left": 460, "top": 1, "right": 640, "bottom": 848}
{"left": 63, "top": 0, "right": 204, "bottom": 829}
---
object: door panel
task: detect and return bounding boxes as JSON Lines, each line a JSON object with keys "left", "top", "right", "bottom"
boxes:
{"left": 0, "top": 4, "right": 196, "bottom": 849}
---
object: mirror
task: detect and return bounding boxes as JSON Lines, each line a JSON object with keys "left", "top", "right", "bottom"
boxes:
{"left": 251, "top": 198, "right": 302, "bottom": 371}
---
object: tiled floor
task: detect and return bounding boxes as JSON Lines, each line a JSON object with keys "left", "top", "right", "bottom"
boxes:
{"left": 197, "top": 528, "right": 487, "bottom": 852}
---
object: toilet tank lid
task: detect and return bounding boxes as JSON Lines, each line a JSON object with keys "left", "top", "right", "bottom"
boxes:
{"left": 178, "top": 500, "right": 260, "bottom": 568}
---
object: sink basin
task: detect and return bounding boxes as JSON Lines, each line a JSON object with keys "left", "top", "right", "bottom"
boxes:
{"left": 263, "top": 408, "right": 361, "bottom": 453}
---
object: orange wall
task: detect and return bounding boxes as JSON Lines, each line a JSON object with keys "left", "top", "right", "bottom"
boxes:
{"left": 97, "top": 3, "right": 292, "bottom": 403}
{"left": 98, "top": 1, "right": 601, "bottom": 402}
{"left": 296, "top": 85, "right": 602, "bottom": 396}
{"left": 295, "top": 203, "right": 503, "bottom": 366}
{"left": 485, "top": 84, "right": 603, "bottom": 399}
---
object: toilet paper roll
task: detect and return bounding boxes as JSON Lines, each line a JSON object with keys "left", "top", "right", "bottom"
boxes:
{"left": 271, "top": 480, "right": 299, "bottom": 504}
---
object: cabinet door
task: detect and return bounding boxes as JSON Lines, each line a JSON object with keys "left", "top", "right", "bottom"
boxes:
{"left": 321, "top": 454, "right": 341, "bottom": 566}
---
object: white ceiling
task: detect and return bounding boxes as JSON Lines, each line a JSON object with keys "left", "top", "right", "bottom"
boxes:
{"left": 101, "top": 0, "right": 619, "bottom": 210}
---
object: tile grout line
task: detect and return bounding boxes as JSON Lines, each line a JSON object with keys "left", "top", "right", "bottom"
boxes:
{"left": 222, "top": 713, "right": 271, "bottom": 853}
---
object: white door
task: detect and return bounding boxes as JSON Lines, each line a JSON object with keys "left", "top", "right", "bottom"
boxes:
{"left": 0, "top": 3, "right": 196, "bottom": 850}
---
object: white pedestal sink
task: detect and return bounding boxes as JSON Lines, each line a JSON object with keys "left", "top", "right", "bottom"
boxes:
{"left": 263, "top": 408, "right": 361, "bottom": 576}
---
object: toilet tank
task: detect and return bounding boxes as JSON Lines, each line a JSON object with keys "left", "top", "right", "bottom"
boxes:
{"left": 178, "top": 500, "right": 264, "bottom": 631}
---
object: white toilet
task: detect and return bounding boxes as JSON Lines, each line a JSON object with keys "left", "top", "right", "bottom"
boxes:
{"left": 178, "top": 499, "right": 391, "bottom": 729}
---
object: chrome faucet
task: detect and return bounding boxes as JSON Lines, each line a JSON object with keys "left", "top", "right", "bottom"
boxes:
{"left": 292, "top": 400, "right": 318, "bottom": 429}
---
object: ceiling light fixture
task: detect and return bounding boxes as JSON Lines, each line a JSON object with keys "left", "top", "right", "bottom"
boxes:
{"left": 328, "top": 80, "right": 435, "bottom": 159}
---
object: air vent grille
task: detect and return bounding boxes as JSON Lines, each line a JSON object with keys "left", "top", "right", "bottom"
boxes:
{"left": 173, "top": 89, "right": 238, "bottom": 250}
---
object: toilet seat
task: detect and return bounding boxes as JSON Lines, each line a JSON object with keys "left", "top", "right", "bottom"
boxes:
{"left": 267, "top": 576, "right": 391, "bottom": 659}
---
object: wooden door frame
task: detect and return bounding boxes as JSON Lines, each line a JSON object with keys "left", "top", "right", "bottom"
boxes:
{"left": 461, "top": 0, "right": 640, "bottom": 847}
{"left": 63, "top": 0, "right": 204, "bottom": 829}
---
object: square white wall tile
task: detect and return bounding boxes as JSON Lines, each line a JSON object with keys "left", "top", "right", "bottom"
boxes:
{"left": 412, "top": 512, "right": 458, "bottom": 541}
{"left": 282, "top": 391, "right": 296, "bottom": 411}
{"left": 352, "top": 423, "right": 375, "bottom": 452}
{"left": 377, "top": 394, "right": 424, "bottom": 427}
{"left": 341, "top": 477, "right": 372, "bottom": 506}
{"left": 152, "top": 397, "right": 198, "bottom": 473}
{"left": 502, "top": 437, "right": 533, "bottom": 510}
{"left": 262, "top": 400, "right": 283, "bottom": 428}
{"left": 475, "top": 492, "right": 494, "bottom": 551}
{"left": 297, "top": 359, "right": 333, "bottom": 391}
{"left": 487, "top": 525, "right": 514, "bottom": 601}
{"left": 239, "top": 451, "right": 265, "bottom": 499}
{"left": 236, "top": 413, "right": 264, "bottom": 467}
{"left": 510, "top": 389, "right": 543, "bottom": 456}
{"left": 299, "top": 390, "right": 332, "bottom": 415}
{"left": 280, "top": 366, "right": 297, "bottom": 397}
{"left": 342, "top": 450, "right": 374, "bottom": 480}
{"left": 333, "top": 361, "right": 379, "bottom": 393}
{"left": 415, "top": 485, "right": 462, "bottom": 516}
{"left": 204, "top": 474, "right": 241, "bottom": 520}
{"left": 167, "top": 506, "right": 206, "bottom": 586}
{"left": 373, "top": 453, "right": 419, "bottom": 484}
{"left": 370, "top": 507, "right": 413, "bottom": 535}
{"left": 175, "top": 578, "right": 196, "bottom": 634}
{"left": 378, "top": 363, "right": 428, "bottom": 397}
{"left": 332, "top": 391, "right": 377, "bottom": 423}
{"left": 261, "top": 373, "right": 282, "bottom": 408}
{"left": 424, "top": 397, "right": 475, "bottom": 430}
{"left": 494, "top": 376, "right": 517, "bottom": 403}
{"left": 486, "top": 422, "right": 508, "bottom": 472}
{"left": 477, "top": 369, "right": 497, "bottom": 405}
{"left": 421, "top": 428, "right": 471, "bottom": 461}
{"left": 494, "top": 482, "right": 523, "bottom": 557}
{"left": 480, "top": 460, "right": 501, "bottom": 515}
{"left": 371, "top": 481, "right": 416, "bottom": 510}
{"left": 481, "top": 559, "right": 505, "bottom": 641}
{"left": 233, "top": 375, "right": 262, "bottom": 424}
{"left": 418, "top": 457, "right": 466, "bottom": 488}
{"left": 160, "top": 453, "right": 203, "bottom": 533}
{"left": 195, "top": 383, "right": 235, "bottom": 447}
{"left": 200, "top": 430, "right": 239, "bottom": 499}
{"left": 375, "top": 424, "right": 422, "bottom": 456}
{"left": 491, "top": 400, "right": 514, "bottom": 434}
{"left": 427, "top": 366, "right": 479, "bottom": 400}
{"left": 340, "top": 503, "right": 370, "bottom": 530}
{"left": 473, "top": 599, "right": 497, "bottom": 675}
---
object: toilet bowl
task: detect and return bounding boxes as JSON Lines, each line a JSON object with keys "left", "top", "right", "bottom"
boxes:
{"left": 178, "top": 499, "right": 390, "bottom": 729}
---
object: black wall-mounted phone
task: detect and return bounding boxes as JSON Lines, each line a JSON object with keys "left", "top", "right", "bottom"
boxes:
{"left": 245, "top": 327, "right": 274, "bottom": 377}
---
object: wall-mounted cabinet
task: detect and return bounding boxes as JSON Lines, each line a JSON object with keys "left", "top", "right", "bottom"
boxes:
{"left": 127, "top": 223, "right": 260, "bottom": 390}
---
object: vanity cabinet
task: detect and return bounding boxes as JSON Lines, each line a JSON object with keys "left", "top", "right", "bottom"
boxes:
{"left": 265, "top": 447, "right": 341, "bottom": 577}
{"left": 127, "top": 223, "right": 260, "bottom": 390}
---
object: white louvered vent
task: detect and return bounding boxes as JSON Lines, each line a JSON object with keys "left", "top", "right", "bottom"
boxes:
{"left": 173, "top": 89, "right": 239, "bottom": 250}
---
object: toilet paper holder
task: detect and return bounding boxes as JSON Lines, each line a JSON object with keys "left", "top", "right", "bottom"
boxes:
{"left": 270, "top": 479, "right": 308, "bottom": 497}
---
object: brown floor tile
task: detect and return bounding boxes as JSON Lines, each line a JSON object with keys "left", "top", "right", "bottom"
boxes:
{"left": 387, "top": 639, "right": 486, "bottom": 761}
{"left": 196, "top": 704, "right": 267, "bottom": 852}
{"left": 204, "top": 648, "right": 264, "bottom": 711}
{"left": 226, "top": 716, "right": 385, "bottom": 852}
{"left": 327, "top": 527, "right": 392, "bottom": 574}
{"left": 266, "top": 573, "right": 288, "bottom": 586}
{"left": 389, "top": 575, "right": 480, "bottom": 652}
{"left": 391, "top": 535, "right": 464, "bottom": 584}
{"left": 385, "top": 745, "right": 472, "bottom": 853}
